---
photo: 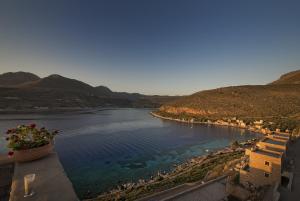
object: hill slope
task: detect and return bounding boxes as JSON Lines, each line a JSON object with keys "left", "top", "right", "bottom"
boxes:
{"left": 30, "top": 74, "right": 95, "bottom": 92}
{"left": 158, "top": 70, "right": 300, "bottom": 127}
{"left": 0, "top": 72, "right": 179, "bottom": 111}
{"left": 160, "top": 85, "right": 300, "bottom": 118}
{"left": 270, "top": 70, "right": 300, "bottom": 85}
{"left": 0, "top": 72, "right": 40, "bottom": 86}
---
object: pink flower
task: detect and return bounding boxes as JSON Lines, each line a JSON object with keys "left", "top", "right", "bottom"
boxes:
{"left": 8, "top": 151, "right": 14, "bottom": 157}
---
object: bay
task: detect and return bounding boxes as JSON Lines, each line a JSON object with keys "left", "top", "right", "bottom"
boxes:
{"left": 0, "top": 108, "right": 259, "bottom": 199}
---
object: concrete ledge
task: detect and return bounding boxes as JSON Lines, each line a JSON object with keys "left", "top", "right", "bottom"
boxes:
{"left": 9, "top": 152, "right": 78, "bottom": 201}
{"left": 161, "top": 175, "right": 227, "bottom": 201}
{"left": 136, "top": 175, "right": 227, "bottom": 201}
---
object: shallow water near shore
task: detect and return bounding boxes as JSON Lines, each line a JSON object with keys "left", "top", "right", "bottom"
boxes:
{"left": 0, "top": 108, "right": 260, "bottom": 198}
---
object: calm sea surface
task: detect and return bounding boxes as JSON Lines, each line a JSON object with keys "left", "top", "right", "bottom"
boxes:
{"left": 0, "top": 108, "right": 259, "bottom": 198}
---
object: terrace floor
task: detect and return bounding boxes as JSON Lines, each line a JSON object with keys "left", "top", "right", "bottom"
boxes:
{"left": 9, "top": 152, "right": 78, "bottom": 201}
{"left": 136, "top": 176, "right": 227, "bottom": 201}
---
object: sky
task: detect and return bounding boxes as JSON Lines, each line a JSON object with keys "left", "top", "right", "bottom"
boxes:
{"left": 0, "top": 0, "right": 300, "bottom": 95}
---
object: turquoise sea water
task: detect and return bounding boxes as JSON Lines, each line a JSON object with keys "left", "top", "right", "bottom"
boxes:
{"left": 0, "top": 108, "right": 259, "bottom": 199}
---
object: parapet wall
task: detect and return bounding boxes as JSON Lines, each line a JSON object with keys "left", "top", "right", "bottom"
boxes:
{"left": 9, "top": 152, "right": 78, "bottom": 201}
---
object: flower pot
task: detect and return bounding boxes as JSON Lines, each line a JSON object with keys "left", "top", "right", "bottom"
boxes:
{"left": 13, "top": 142, "right": 54, "bottom": 162}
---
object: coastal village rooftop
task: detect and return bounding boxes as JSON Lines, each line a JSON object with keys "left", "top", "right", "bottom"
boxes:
{"left": 270, "top": 133, "right": 290, "bottom": 141}
{"left": 265, "top": 146, "right": 285, "bottom": 154}
{"left": 256, "top": 137, "right": 288, "bottom": 154}
{"left": 230, "top": 127, "right": 295, "bottom": 201}
{"left": 255, "top": 148, "right": 282, "bottom": 158}
{"left": 263, "top": 138, "right": 286, "bottom": 146}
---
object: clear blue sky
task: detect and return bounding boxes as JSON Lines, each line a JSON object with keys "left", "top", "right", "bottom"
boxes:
{"left": 0, "top": 0, "right": 299, "bottom": 95}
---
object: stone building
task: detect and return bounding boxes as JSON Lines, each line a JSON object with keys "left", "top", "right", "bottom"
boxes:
{"left": 239, "top": 135, "right": 290, "bottom": 187}
{"left": 227, "top": 129, "right": 290, "bottom": 200}
{"left": 240, "top": 147, "right": 283, "bottom": 187}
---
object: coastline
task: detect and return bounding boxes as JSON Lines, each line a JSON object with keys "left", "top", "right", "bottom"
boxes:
{"left": 83, "top": 111, "right": 262, "bottom": 200}
{"left": 85, "top": 108, "right": 263, "bottom": 201}
{"left": 87, "top": 144, "right": 253, "bottom": 201}
{"left": 150, "top": 111, "right": 267, "bottom": 135}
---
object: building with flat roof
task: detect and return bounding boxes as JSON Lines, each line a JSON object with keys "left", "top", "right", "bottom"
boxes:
{"left": 256, "top": 137, "right": 287, "bottom": 153}
{"left": 227, "top": 130, "right": 291, "bottom": 200}
{"left": 239, "top": 133, "right": 291, "bottom": 188}
{"left": 240, "top": 147, "right": 283, "bottom": 187}
{"left": 269, "top": 133, "right": 290, "bottom": 141}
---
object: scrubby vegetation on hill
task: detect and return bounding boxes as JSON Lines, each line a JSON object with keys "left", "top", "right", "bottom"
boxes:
{"left": 270, "top": 70, "right": 300, "bottom": 85}
{"left": 0, "top": 72, "right": 179, "bottom": 111}
{"left": 0, "top": 72, "right": 40, "bottom": 86}
{"left": 161, "top": 84, "right": 300, "bottom": 119}
{"left": 158, "top": 70, "right": 300, "bottom": 130}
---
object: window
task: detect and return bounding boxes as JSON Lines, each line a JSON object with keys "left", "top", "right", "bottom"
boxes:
{"left": 264, "top": 172, "right": 270, "bottom": 178}
{"left": 265, "top": 161, "right": 270, "bottom": 166}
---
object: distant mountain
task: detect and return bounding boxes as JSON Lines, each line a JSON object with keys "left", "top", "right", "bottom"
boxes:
{"left": 94, "top": 86, "right": 113, "bottom": 96}
{"left": 157, "top": 70, "right": 300, "bottom": 127}
{"left": 0, "top": 72, "right": 179, "bottom": 111}
{"left": 28, "top": 74, "right": 95, "bottom": 93}
{"left": 0, "top": 72, "right": 40, "bottom": 87}
{"left": 270, "top": 70, "right": 300, "bottom": 85}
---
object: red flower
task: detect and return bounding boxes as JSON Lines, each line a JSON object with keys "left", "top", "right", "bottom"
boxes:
{"left": 8, "top": 151, "right": 14, "bottom": 157}
{"left": 30, "top": 123, "right": 36, "bottom": 128}
{"left": 6, "top": 129, "right": 11, "bottom": 134}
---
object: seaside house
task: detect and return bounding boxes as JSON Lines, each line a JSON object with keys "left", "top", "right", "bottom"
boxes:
{"left": 254, "top": 120, "right": 264, "bottom": 124}
{"left": 261, "top": 128, "right": 272, "bottom": 135}
{"left": 239, "top": 133, "right": 290, "bottom": 187}
{"left": 235, "top": 119, "right": 246, "bottom": 128}
{"left": 216, "top": 119, "right": 229, "bottom": 126}
{"left": 239, "top": 122, "right": 246, "bottom": 128}
{"left": 240, "top": 147, "right": 283, "bottom": 187}
{"left": 226, "top": 133, "right": 291, "bottom": 200}
{"left": 254, "top": 120, "right": 264, "bottom": 129}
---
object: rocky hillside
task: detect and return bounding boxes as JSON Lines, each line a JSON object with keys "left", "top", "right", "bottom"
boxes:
{"left": 0, "top": 72, "right": 40, "bottom": 86}
{"left": 158, "top": 70, "right": 300, "bottom": 125}
{"left": 0, "top": 72, "right": 178, "bottom": 111}
{"left": 270, "top": 70, "right": 300, "bottom": 85}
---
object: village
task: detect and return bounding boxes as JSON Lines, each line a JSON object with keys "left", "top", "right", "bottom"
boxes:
{"left": 151, "top": 111, "right": 298, "bottom": 136}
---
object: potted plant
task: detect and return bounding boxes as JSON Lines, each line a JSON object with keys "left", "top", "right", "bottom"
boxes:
{"left": 6, "top": 124, "right": 59, "bottom": 162}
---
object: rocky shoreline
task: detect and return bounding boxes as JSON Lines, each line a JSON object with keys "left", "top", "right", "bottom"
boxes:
{"left": 86, "top": 138, "right": 258, "bottom": 201}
